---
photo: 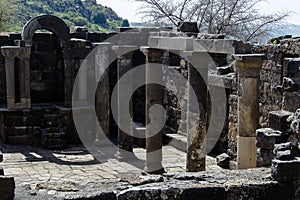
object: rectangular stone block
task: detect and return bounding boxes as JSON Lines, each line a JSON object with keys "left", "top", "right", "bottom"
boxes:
{"left": 0, "top": 176, "right": 15, "bottom": 200}
{"left": 283, "top": 58, "right": 300, "bottom": 77}
{"left": 148, "top": 36, "right": 193, "bottom": 51}
{"left": 268, "top": 110, "right": 293, "bottom": 131}
{"left": 272, "top": 159, "right": 300, "bottom": 182}
{"left": 194, "top": 39, "right": 252, "bottom": 54}
{"left": 237, "top": 136, "right": 256, "bottom": 169}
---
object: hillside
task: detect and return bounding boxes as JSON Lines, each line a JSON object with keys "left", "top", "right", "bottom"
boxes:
{"left": 10, "top": 0, "right": 129, "bottom": 32}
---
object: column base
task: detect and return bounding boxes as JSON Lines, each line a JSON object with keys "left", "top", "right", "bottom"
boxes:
{"left": 143, "top": 165, "right": 165, "bottom": 175}
{"left": 186, "top": 157, "right": 206, "bottom": 172}
{"left": 237, "top": 136, "right": 257, "bottom": 169}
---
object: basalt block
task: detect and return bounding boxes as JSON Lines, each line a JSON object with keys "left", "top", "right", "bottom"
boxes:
{"left": 269, "top": 110, "right": 293, "bottom": 131}
{"left": 272, "top": 159, "right": 300, "bottom": 182}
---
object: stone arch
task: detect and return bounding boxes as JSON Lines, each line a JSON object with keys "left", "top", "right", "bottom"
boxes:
{"left": 22, "top": 15, "right": 70, "bottom": 46}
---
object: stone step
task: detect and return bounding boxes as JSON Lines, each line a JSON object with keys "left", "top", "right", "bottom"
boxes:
{"left": 41, "top": 129, "right": 66, "bottom": 149}
{"left": 4, "top": 126, "right": 35, "bottom": 136}
{"left": 7, "top": 135, "right": 33, "bottom": 145}
{"left": 163, "top": 133, "right": 187, "bottom": 152}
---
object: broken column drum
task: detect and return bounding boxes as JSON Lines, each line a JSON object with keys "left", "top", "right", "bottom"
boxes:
{"left": 184, "top": 52, "right": 209, "bottom": 172}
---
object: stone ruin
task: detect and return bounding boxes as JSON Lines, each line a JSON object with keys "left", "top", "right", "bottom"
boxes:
{"left": 0, "top": 15, "right": 299, "bottom": 198}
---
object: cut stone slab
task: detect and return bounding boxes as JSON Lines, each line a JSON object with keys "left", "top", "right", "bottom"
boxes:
{"left": 194, "top": 40, "right": 252, "bottom": 54}
{"left": 148, "top": 36, "right": 194, "bottom": 51}
{"left": 269, "top": 110, "right": 293, "bottom": 131}
{"left": 272, "top": 159, "right": 300, "bottom": 182}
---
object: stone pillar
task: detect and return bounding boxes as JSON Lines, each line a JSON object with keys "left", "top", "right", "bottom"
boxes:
{"left": 184, "top": 52, "right": 209, "bottom": 172}
{"left": 20, "top": 47, "right": 31, "bottom": 108}
{"left": 234, "top": 54, "right": 264, "bottom": 169}
{"left": 141, "top": 47, "right": 165, "bottom": 174}
{"left": 94, "top": 42, "right": 113, "bottom": 145}
{"left": 78, "top": 59, "right": 87, "bottom": 101}
{"left": 62, "top": 43, "right": 73, "bottom": 108}
{"left": 113, "top": 45, "right": 136, "bottom": 160}
{"left": 1, "top": 46, "right": 31, "bottom": 109}
{"left": 3, "top": 57, "right": 15, "bottom": 108}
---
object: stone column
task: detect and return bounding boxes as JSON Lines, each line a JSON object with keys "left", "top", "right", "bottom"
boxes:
{"left": 94, "top": 42, "right": 113, "bottom": 145}
{"left": 62, "top": 41, "right": 73, "bottom": 108}
{"left": 184, "top": 51, "right": 209, "bottom": 172}
{"left": 1, "top": 47, "right": 18, "bottom": 108}
{"left": 20, "top": 46, "right": 31, "bottom": 108}
{"left": 113, "top": 45, "right": 136, "bottom": 160}
{"left": 141, "top": 47, "right": 165, "bottom": 174}
{"left": 78, "top": 59, "right": 87, "bottom": 101}
{"left": 234, "top": 54, "right": 264, "bottom": 169}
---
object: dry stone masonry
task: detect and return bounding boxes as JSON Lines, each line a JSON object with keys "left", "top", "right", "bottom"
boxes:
{"left": 0, "top": 16, "right": 299, "bottom": 198}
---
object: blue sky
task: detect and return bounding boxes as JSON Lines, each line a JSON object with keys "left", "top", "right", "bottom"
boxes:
{"left": 97, "top": 0, "right": 300, "bottom": 25}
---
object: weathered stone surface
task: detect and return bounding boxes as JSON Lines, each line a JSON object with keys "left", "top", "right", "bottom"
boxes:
{"left": 256, "top": 128, "right": 281, "bottom": 150}
{"left": 276, "top": 150, "right": 293, "bottom": 160}
{"left": 121, "top": 175, "right": 164, "bottom": 186}
{"left": 64, "top": 192, "right": 117, "bottom": 200}
{"left": 283, "top": 58, "right": 300, "bottom": 77}
{"left": 287, "top": 109, "right": 300, "bottom": 135}
{"left": 269, "top": 110, "right": 293, "bottom": 131}
{"left": 257, "top": 148, "right": 275, "bottom": 167}
{"left": 216, "top": 153, "right": 230, "bottom": 169}
{"left": 148, "top": 36, "right": 194, "bottom": 51}
{"left": 272, "top": 159, "right": 300, "bottom": 182}
{"left": 274, "top": 142, "right": 292, "bottom": 154}
{"left": 0, "top": 176, "right": 15, "bottom": 200}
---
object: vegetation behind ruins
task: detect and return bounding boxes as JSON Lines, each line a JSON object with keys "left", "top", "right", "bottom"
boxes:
{"left": 2, "top": 0, "right": 129, "bottom": 32}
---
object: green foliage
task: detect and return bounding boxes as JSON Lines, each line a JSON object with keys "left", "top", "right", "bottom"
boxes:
{"left": 91, "top": 11, "right": 107, "bottom": 26}
{"left": 5, "top": 0, "right": 129, "bottom": 32}
{"left": 0, "top": 0, "right": 17, "bottom": 32}
{"left": 122, "top": 19, "right": 130, "bottom": 27}
{"left": 73, "top": 16, "right": 89, "bottom": 26}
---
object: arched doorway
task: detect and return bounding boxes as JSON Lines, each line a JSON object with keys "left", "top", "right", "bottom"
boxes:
{"left": 21, "top": 15, "right": 71, "bottom": 106}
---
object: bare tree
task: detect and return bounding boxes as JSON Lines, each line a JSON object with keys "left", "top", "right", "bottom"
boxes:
{"left": 132, "top": 0, "right": 290, "bottom": 42}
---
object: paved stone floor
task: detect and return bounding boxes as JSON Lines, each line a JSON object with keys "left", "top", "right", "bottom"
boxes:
{"left": 1, "top": 143, "right": 289, "bottom": 200}
{"left": 1, "top": 143, "right": 220, "bottom": 185}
